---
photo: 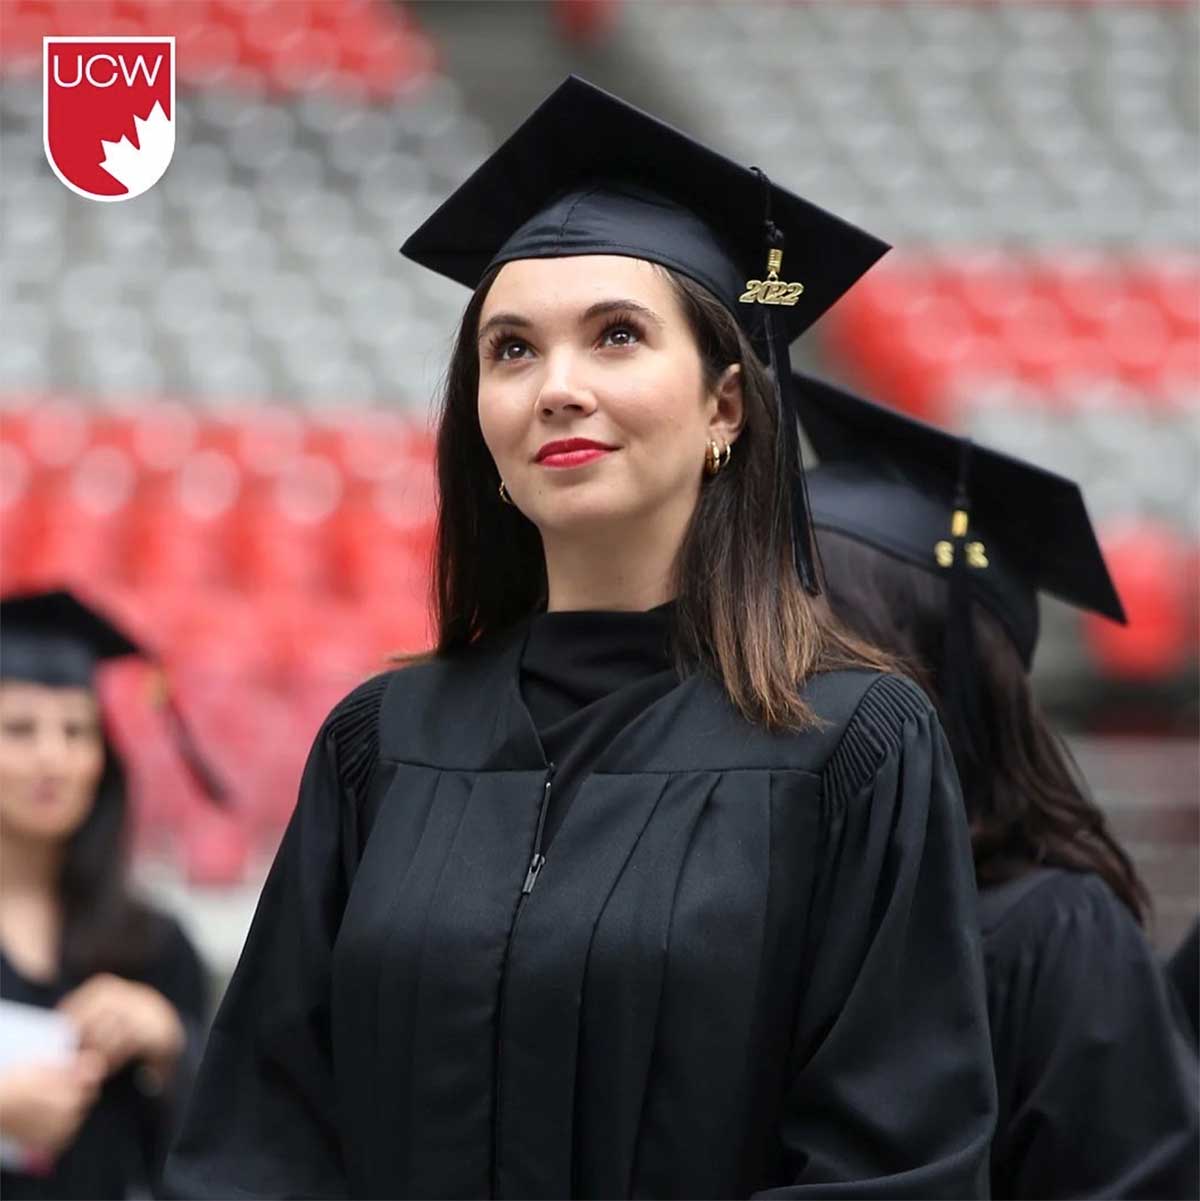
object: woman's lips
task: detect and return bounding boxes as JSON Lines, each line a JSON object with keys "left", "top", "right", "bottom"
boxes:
{"left": 538, "top": 448, "right": 615, "bottom": 468}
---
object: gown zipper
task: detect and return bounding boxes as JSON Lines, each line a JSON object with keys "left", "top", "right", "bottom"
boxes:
{"left": 492, "top": 760, "right": 556, "bottom": 1196}
{"left": 521, "top": 761, "right": 555, "bottom": 894}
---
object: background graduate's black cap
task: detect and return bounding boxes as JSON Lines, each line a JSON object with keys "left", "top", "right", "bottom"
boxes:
{"left": 1, "top": 587, "right": 227, "bottom": 803}
{"left": 795, "top": 372, "right": 1127, "bottom": 666}
{"left": 2, "top": 589, "right": 139, "bottom": 687}
{"left": 401, "top": 75, "right": 890, "bottom": 594}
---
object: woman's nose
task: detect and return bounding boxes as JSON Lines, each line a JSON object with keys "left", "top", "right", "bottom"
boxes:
{"left": 33, "top": 724, "right": 71, "bottom": 763}
{"left": 537, "top": 349, "right": 595, "bottom": 416}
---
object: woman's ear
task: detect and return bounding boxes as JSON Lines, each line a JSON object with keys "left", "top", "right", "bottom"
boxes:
{"left": 709, "top": 363, "right": 745, "bottom": 444}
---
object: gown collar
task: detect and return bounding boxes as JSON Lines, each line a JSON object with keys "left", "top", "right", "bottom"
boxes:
{"left": 520, "top": 601, "right": 676, "bottom": 721}
{"left": 481, "top": 603, "right": 688, "bottom": 775}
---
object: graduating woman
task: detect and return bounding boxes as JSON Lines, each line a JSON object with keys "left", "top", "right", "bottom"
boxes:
{"left": 797, "top": 374, "right": 1200, "bottom": 1200}
{"left": 0, "top": 590, "right": 211, "bottom": 1199}
{"left": 167, "top": 77, "right": 996, "bottom": 1199}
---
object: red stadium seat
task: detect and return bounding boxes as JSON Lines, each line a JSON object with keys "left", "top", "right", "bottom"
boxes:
{"left": 22, "top": 400, "right": 94, "bottom": 471}
{"left": 263, "top": 593, "right": 380, "bottom": 684}
{"left": 25, "top": 446, "right": 138, "bottom": 585}
{"left": 180, "top": 796, "right": 250, "bottom": 887}
{"left": 229, "top": 454, "right": 343, "bottom": 596}
{"left": 334, "top": 464, "right": 436, "bottom": 600}
{"left": 949, "top": 254, "right": 1041, "bottom": 328}
{"left": 122, "top": 401, "right": 202, "bottom": 473}
{"left": 1084, "top": 523, "right": 1195, "bottom": 681}
{"left": 829, "top": 252, "right": 1200, "bottom": 421}
{"left": 320, "top": 411, "right": 426, "bottom": 482}
{"left": 126, "top": 450, "right": 242, "bottom": 591}
{"left": 0, "top": 401, "right": 33, "bottom": 452}
{"left": 998, "top": 295, "right": 1073, "bottom": 383}
{"left": 156, "top": 587, "right": 275, "bottom": 679}
{"left": 209, "top": 409, "right": 307, "bottom": 478}
{"left": 0, "top": 442, "right": 37, "bottom": 585}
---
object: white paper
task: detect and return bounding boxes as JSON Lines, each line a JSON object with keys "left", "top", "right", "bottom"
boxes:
{"left": 0, "top": 999, "right": 78, "bottom": 1167}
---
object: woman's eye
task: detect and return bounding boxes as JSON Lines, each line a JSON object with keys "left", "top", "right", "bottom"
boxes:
{"left": 600, "top": 324, "right": 640, "bottom": 348}
{"left": 64, "top": 722, "right": 98, "bottom": 741}
{"left": 1, "top": 720, "right": 34, "bottom": 739}
{"left": 495, "top": 338, "right": 530, "bottom": 362}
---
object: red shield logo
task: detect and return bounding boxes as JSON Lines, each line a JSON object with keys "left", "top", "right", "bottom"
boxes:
{"left": 43, "top": 36, "right": 175, "bottom": 202}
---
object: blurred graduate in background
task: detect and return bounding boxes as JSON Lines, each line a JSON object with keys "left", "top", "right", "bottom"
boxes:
{"left": 0, "top": 590, "right": 211, "bottom": 1200}
{"left": 798, "top": 375, "right": 1200, "bottom": 1201}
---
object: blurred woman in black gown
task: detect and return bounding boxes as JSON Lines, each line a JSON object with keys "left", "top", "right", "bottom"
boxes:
{"left": 0, "top": 589, "right": 210, "bottom": 1200}
{"left": 798, "top": 374, "right": 1200, "bottom": 1200}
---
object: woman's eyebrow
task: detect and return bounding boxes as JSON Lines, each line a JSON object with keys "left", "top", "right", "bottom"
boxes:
{"left": 582, "top": 299, "right": 665, "bottom": 329}
{"left": 477, "top": 312, "right": 530, "bottom": 343}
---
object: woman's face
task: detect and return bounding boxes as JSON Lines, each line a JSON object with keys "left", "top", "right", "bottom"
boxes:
{"left": 0, "top": 682, "right": 105, "bottom": 845}
{"left": 476, "top": 255, "right": 741, "bottom": 540}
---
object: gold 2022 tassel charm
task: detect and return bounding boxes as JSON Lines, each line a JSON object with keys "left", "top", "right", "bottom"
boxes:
{"left": 739, "top": 246, "right": 804, "bottom": 307}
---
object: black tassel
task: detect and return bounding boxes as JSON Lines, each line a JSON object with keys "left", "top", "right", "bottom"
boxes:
{"left": 764, "top": 309, "right": 820, "bottom": 595}
{"left": 751, "top": 167, "right": 821, "bottom": 596}
{"left": 153, "top": 673, "right": 230, "bottom": 806}
{"left": 941, "top": 441, "right": 987, "bottom": 793}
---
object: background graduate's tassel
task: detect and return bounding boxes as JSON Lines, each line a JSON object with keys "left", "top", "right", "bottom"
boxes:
{"left": 150, "top": 669, "right": 231, "bottom": 806}
{"left": 940, "top": 440, "right": 989, "bottom": 799}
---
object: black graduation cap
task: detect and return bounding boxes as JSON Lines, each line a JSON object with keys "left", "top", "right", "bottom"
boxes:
{"left": 794, "top": 372, "right": 1127, "bottom": 667}
{"left": 400, "top": 75, "right": 890, "bottom": 593}
{"left": 2, "top": 589, "right": 139, "bottom": 687}
{"left": 1, "top": 588, "right": 227, "bottom": 804}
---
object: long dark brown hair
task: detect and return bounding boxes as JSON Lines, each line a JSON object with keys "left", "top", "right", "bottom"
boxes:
{"left": 57, "top": 729, "right": 166, "bottom": 983}
{"left": 816, "top": 528, "right": 1151, "bottom": 921}
{"left": 396, "top": 263, "right": 893, "bottom": 732}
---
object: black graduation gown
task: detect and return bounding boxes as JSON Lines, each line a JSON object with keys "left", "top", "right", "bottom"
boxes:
{"left": 979, "top": 868, "right": 1200, "bottom": 1200}
{"left": 0, "top": 916, "right": 209, "bottom": 1200}
{"left": 166, "top": 613, "right": 996, "bottom": 1199}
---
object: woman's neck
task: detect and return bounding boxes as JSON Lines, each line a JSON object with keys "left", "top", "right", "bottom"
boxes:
{"left": 541, "top": 518, "right": 683, "bottom": 614}
{"left": 0, "top": 830, "right": 64, "bottom": 899}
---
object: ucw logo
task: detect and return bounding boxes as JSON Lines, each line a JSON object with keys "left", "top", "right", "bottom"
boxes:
{"left": 51, "top": 52, "right": 166, "bottom": 89}
{"left": 43, "top": 36, "right": 175, "bottom": 202}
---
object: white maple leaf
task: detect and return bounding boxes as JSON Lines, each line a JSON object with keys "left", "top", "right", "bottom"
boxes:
{"left": 97, "top": 101, "right": 174, "bottom": 198}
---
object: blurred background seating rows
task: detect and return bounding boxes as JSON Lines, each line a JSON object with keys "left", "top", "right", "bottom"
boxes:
{"left": 624, "top": 0, "right": 1198, "bottom": 247}
{"left": 0, "top": 398, "right": 438, "bottom": 600}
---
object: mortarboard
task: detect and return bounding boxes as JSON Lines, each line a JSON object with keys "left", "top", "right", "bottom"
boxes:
{"left": 793, "top": 372, "right": 1126, "bottom": 667}
{"left": 1, "top": 588, "right": 227, "bottom": 804}
{"left": 794, "top": 372, "right": 1127, "bottom": 798}
{"left": 400, "top": 75, "right": 890, "bottom": 594}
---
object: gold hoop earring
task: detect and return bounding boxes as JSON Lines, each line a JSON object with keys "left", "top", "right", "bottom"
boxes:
{"left": 703, "top": 439, "right": 732, "bottom": 477}
{"left": 498, "top": 480, "right": 515, "bottom": 506}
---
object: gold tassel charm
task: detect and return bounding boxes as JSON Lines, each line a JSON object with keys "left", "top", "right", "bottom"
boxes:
{"left": 739, "top": 246, "right": 804, "bottom": 307}
{"left": 935, "top": 509, "right": 989, "bottom": 569}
